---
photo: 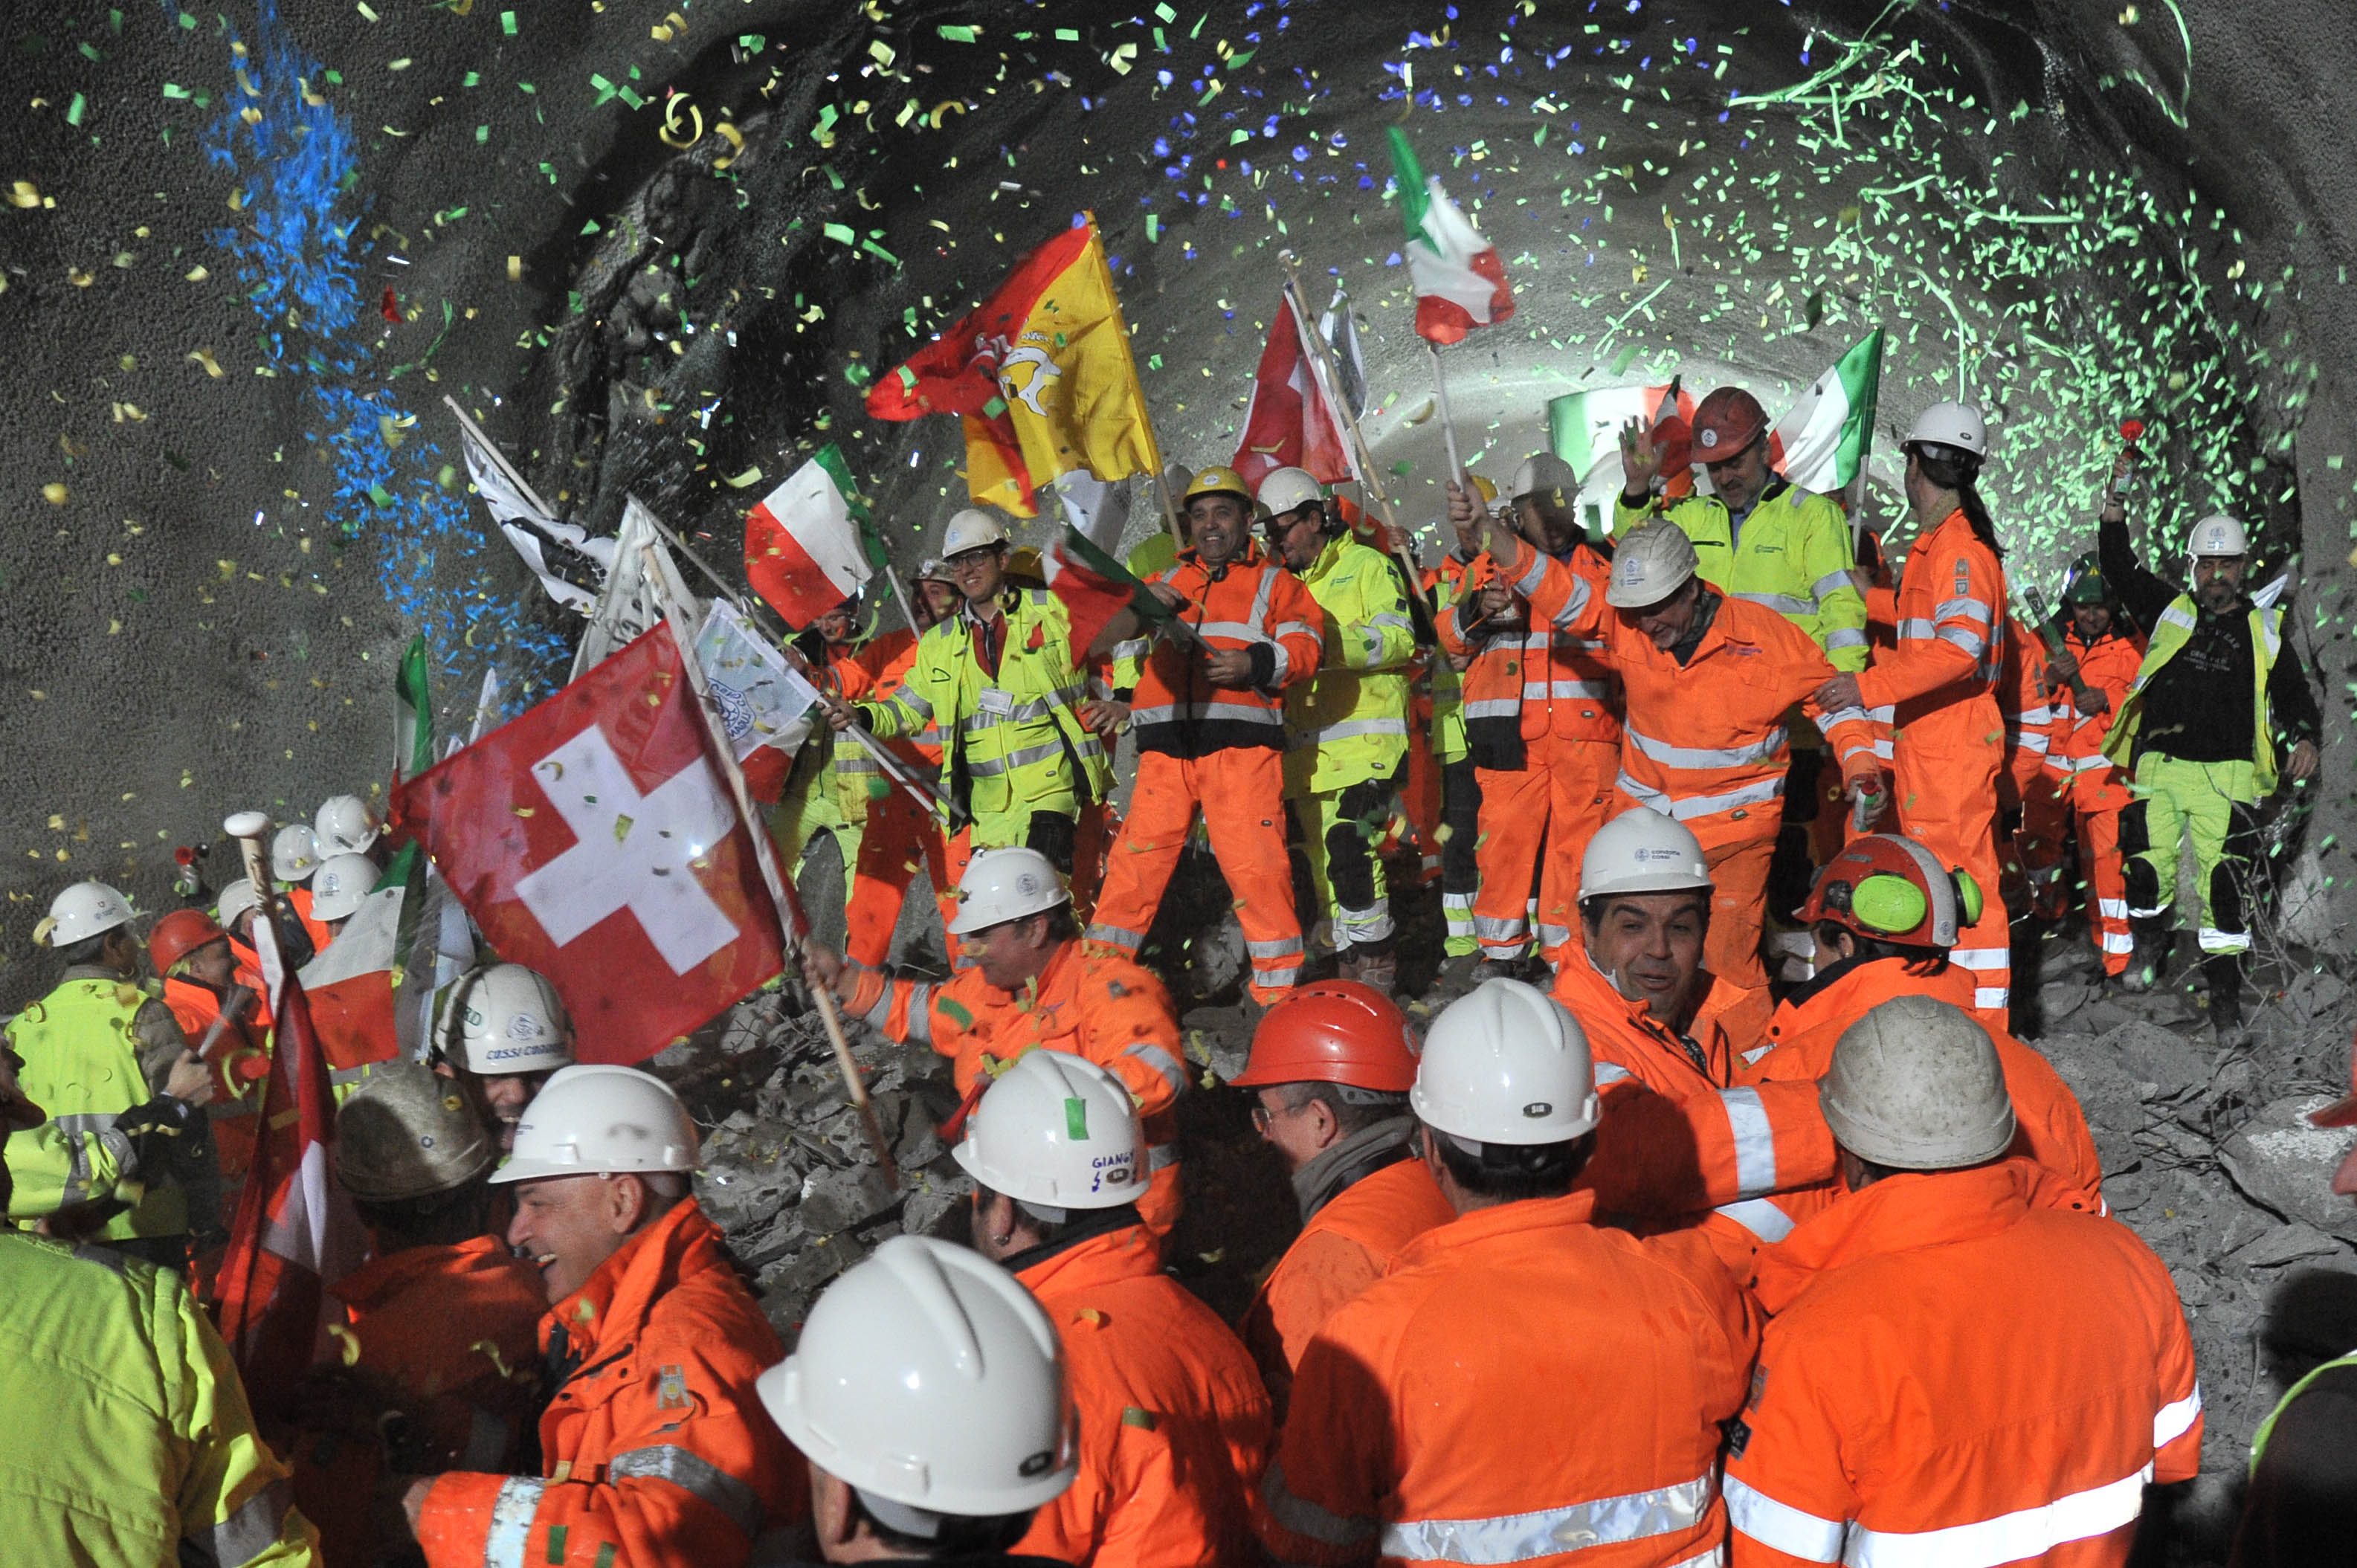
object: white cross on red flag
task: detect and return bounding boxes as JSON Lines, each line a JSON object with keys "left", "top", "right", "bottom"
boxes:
{"left": 398, "top": 623, "right": 789, "bottom": 1064}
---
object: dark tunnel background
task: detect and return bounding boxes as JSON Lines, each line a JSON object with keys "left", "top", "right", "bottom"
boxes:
{"left": 7, "top": 1, "right": 2357, "bottom": 1550}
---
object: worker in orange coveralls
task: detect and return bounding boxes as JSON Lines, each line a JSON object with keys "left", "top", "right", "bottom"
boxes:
{"left": 1086, "top": 466, "right": 1324, "bottom": 1003}
{"left": 1457, "top": 499, "right": 1881, "bottom": 1046}
{"left": 403, "top": 1066, "right": 804, "bottom": 1568}
{"left": 1725, "top": 997, "right": 2200, "bottom": 1565}
{"left": 290, "top": 1065, "right": 547, "bottom": 1568}
{"left": 957, "top": 1050, "right": 1270, "bottom": 1568}
{"left": 1815, "top": 402, "right": 2014, "bottom": 1028}
{"left": 2028, "top": 557, "right": 2147, "bottom": 980}
{"left": 802, "top": 848, "right": 1188, "bottom": 1236}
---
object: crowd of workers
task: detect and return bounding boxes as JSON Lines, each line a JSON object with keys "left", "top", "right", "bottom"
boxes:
{"left": 1, "top": 383, "right": 2344, "bottom": 1567}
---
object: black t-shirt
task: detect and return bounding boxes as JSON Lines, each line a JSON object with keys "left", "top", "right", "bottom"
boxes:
{"left": 2231, "top": 1360, "right": 2357, "bottom": 1567}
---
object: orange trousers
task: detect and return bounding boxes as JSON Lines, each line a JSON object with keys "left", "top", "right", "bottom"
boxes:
{"left": 1893, "top": 713, "right": 2011, "bottom": 1027}
{"left": 845, "top": 789, "right": 956, "bottom": 967}
{"left": 1696, "top": 827, "right": 1779, "bottom": 1048}
{"left": 2024, "top": 776, "right": 2130, "bottom": 977}
{"left": 1471, "top": 737, "right": 1618, "bottom": 965}
{"left": 1088, "top": 749, "right": 1303, "bottom": 1002}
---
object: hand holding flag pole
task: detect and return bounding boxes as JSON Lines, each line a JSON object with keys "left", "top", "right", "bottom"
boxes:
{"left": 650, "top": 543, "right": 900, "bottom": 1186}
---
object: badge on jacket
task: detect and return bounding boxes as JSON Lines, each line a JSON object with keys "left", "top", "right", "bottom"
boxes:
{"left": 657, "top": 1364, "right": 691, "bottom": 1410}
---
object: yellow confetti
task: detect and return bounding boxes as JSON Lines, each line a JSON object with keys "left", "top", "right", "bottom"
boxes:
{"left": 41, "top": 483, "right": 68, "bottom": 505}
{"left": 6, "top": 181, "right": 39, "bottom": 208}
{"left": 712, "top": 121, "right": 744, "bottom": 170}
{"left": 184, "top": 265, "right": 209, "bottom": 282}
{"left": 506, "top": 254, "right": 523, "bottom": 281}
{"left": 660, "top": 95, "right": 703, "bottom": 149}
{"left": 189, "top": 348, "right": 224, "bottom": 378}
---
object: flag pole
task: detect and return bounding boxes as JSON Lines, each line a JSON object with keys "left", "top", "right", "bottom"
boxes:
{"left": 633, "top": 500, "right": 967, "bottom": 832}
{"left": 653, "top": 547, "right": 900, "bottom": 1187}
{"left": 1425, "top": 341, "right": 1468, "bottom": 491}
{"left": 1276, "top": 251, "right": 1437, "bottom": 619}
{"left": 442, "top": 396, "right": 558, "bottom": 519}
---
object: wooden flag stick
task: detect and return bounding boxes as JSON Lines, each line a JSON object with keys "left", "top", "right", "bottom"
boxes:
{"left": 653, "top": 543, "right": 900, "bottom": 1186}
{"left": 443, "top": 396, "right": 559, "bottom": 518}
{"left": 1425, "top": 341, "right": 1469, "bottom": 491}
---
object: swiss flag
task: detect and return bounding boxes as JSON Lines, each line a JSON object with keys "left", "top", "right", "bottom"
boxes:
{"left": 397, "top": 625, "right": 787, "bottom": 1064}
{"left": 1231, "top": 291, "right": 1352, "bottom": 492}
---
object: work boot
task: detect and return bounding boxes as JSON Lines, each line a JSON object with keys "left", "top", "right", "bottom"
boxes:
{"left": 2204, "top": 953, "right": 2249, "bottom": 1047}
{"left": 2118, "top": 915, "right": 2172, "bottom": 994}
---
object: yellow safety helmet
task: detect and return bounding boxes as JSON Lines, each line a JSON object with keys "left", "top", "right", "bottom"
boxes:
{"left": 1184, "top": 465, "right": 1257, "bottom": 509}
{"left": 1005, "top": 546, "right": 1047, "bottom": 588}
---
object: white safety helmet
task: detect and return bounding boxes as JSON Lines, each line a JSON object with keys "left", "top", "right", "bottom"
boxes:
{"left": 757, "top": 1235, "right": 1077, "bottom": 1524}
{"left": 307, "top": 854, "right": 378, "bottom": 924}
{"left": 2187, "top": 514, "right": 2248, "bottom": 559}
{"left": 491, "top": 1064, "right": 700, "bottom": 1184}
{"left": 954, "top": 1051, "right": 1147, "bottom": 1216}
{"left": 1903, "top": 401, "right": 1987, "bottom": 461}
{"left": 1509, "top": 451, "right": 1579, "bottom": 508}
{"left": 947, "top": 848, "right": 1071, "bottom": 937}
{"left": 214, "top": 878, "right": 263, "bottom": 935}
{"left": 1604, "top": 520, "right": 1700, "bottom": 609}
{"left": 314, "top": 793, "right": 383, "bottom": 856}
{"left": 941, "top": 509, "right": 1011, "bottom": 558}
{"left": 1820, "top": 996, "right": 2016, "bottom": 1171}
{"left": 271, "top": 823, "right": 323, "bottom": 883}
{"left": 916, "top": 556, "right": 959, "bottom": 587}
{"left": 1255, "top": 466, "right": 1326, "bottom": 521}
{"left": 1579, "top": 807, "right": 1713, "bottom": 901}
{"left": 38, "top": 880, "right": 135, "bottom": 949}
{"left": 452, "top": 964, "right": 575, "bottom": 1075}
{"left": 1410, "top": 978, "right": 1602, "bottom": 1146}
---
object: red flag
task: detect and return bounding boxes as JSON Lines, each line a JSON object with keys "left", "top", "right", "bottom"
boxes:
{"left": 1232, "top": 292, "right": 1352, "bottom": 491}
{"left": 397, "top": 624, "right": 787, "bottom": 1064}
{"left": 213, "top": 935, "right": 368, "bottom": 1419}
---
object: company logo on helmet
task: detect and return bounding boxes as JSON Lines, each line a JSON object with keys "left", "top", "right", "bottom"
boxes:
{"left": 483, "top": 1043, "right": 552, "bottom": 1063}
{"left": 1522, "top": 1101, "right": 1554, "bottom": 1117}
{"left": 506, "top": 1014, "right": 541, "bottom": 1041}
{"left": 1699, "top": 428, "right": 1719, "bottom": 450}
{"left": 1634, "top": 848, "right": 1682, "bottom": 863}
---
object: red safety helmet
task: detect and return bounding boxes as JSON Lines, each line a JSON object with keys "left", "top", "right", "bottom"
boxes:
{"left": 1798, "top": 833, "right": 1982, "bottom": 951}
{"left": 1232, "top": 980, "right": 1421, "bottom": 1093}
{"left": 1691, "top": 387, "right": 1768, "bottom": 462}
{"left": 2309, "top": 1026, "right": 2357, "bottom": 1195}
{"left": 149, "top": 909, "right": 229, "bottom": 977}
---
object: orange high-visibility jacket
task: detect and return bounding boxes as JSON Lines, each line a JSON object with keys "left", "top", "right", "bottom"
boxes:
{"left": 1132, "top": 541, "right": 1324, "bottom": 758}
{"left": 417, "top": 1202, "right": 805, "bottom": 1568}
{"left": 161, "top": 976, "right": 271, "bottom": 1185}
{"left": 1999, "top": 615, "right": 2056, "bottom": 773}
{"left": 1497, "top": 534, "right": 1878, "bottom": 847}
{"left": 1856, "top": 508, "right": 2005, "bottom": 736}
{"left": 287, "top": 884, "right": 335, "bottom": 960}
{"left": 1256, "top": 1190, "right": 1758, "bottom": 1568}
{"left": 1741, "top": 955, "right": 2106, "bottom": 1216}
{"left": 837, "top": 625, "right": 942, "bottom": 778}
{"left": 1553, "top": 956, "right": 1840, "bottom": 1245}
{"left": 1435, "top": 547, "right": 1621, "bottom": 770}
{"left": 297, "top": 1235, "right": 547, "bottom": 1568}
{"left": 1241, "top": 1155, "right": 1457, "bottom": 1413}
{"left": 1725, "top": 1161, "right": 2201, "bottom": 1567}
{"left": 848, "top": 941, "right": 1186, "bottom": 1221}
{"left": 1015, "top": 1225, "right": 1272, "bottom": 1568}
{"left": 2045, "top": 624, "right": 2145, "bottom": 806}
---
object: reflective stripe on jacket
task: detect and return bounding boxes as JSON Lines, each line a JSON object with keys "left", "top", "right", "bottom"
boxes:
{"left": 2103, "top": 593, "right": 2284, "bottom": 793}
{"left": 0, "top": 1231, "right": 317, "bottom": 1565}
{"left": 1500, "top": 534, "right": 1877, "bottom": 845}
{"left": 1725, "top": 1161, "right": 2201, "bottom": 1567}
{"left": 1739, "top": 955, "right": 2106, "bottom": 1236}
{"left": 1016, "top": 1225, "right": 1272, "bottom": 1568}
{"left": 2045, "top": 626, "right": 2144, "bottom": 804}
{"left": 1421, "top": 562, "right": 1470, "bottom": 762}
{"left": 1254, "top": 1190, "right": 1758, "bottom": 1568}
{"left": 834, "top": 627, "right": 941, "bottom": 815}
{"left": 1286, "top": 535, "right": 1417, "bottom": 795}
{"left": 1998, "top": 616, "right": 2054, "bottom": 759}
{"left": 863, "top": 589, "right": 1109, "bottom": 819}
{"left": 1436, "top": 546, "right": 1620, "bottom": 772}
{"left": 417, "top": 1201, "right": 805, "bottom": 1568}
{"left": 1128, "top": 542, "right": 1324, "bottom": 758}
{"left": 5, "top": 975, "right": 187, "bottom": 1238}
{"left": 1854, "top": 508, "right": 2006, "bottom": 728}
{"left": 1618, "top": 480, "right": 1868, "bottom": 670}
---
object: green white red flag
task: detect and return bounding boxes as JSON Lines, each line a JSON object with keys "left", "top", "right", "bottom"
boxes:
{"left": 1770, "top": 329, "right": 1885, "bottom": 497}
{"left": 1386, "top": 128, "right": 1515, "bottom": 344}
{"left": 744, "top": 445, "right": 884, "bottom": 630}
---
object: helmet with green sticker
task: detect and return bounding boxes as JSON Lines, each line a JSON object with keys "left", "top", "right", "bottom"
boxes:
{"left": 952, "top": 1049, "right": 1146, "bottom": 1216}
{"left": 1798, "top": 833, "right": 1982, "bottom": 951}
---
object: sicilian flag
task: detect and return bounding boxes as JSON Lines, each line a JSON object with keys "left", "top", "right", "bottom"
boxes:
{"left": 212, "top": 922, "right": 369, "bottom": 1420}
{"left": 744, "top": 445, "right": 886, "bottom": 630}
{"left": 1386, "top": 128, "right": 1514, "bottom": 344}
{"left": 1232, "top": 291, "right": 1353, "bottom": 491}
{"left": 1770, "top": 329, "right": 1884, "bottom": 500}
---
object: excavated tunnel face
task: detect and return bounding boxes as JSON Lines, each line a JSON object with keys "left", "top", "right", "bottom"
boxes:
{"left": 1, "top": 0, "right": 2350, "bottom": 978}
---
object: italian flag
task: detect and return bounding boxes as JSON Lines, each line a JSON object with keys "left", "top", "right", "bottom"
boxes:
{"left": 744, "top": 444, "right": 886, "bottom": 630}
{"left": 1770, "top": 329, "right": 1884, "bottom": 498}
{"left": 1045, "top": 523, "right": 1177, "bottom": 660}
{"left": 1387, "top": 127, "right": 1515, "bottom": 344}
{"left": 296, "top": 880, "right": 405, "bottom": 1078}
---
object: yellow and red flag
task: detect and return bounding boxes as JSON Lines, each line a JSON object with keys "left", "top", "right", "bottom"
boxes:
{"left": 866, "top": 218, "right": 1161, "bottom": 517}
